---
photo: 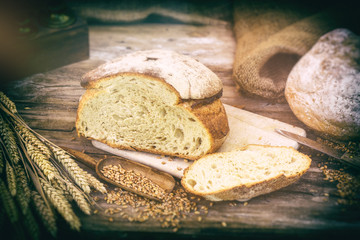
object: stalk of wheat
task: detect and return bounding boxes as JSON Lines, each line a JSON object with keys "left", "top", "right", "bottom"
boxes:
{"left": 0, "top": 91, "right": 106, "bottom": 237}
{"left": 31, "top": 190, "right": 57, "bottom": 237}
{"left": 0, "top": 178, "right": 19, "bottom": 223}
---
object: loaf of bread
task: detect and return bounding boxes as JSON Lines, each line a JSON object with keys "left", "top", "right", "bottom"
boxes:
{"left": 285, "top": 28, "right": 360, "bottom": 140}
{"left": 76, "top": 49, "right": 229, "bottom": 160}
{"left": 181, "top": 145, "right": 311, "bottom": 201}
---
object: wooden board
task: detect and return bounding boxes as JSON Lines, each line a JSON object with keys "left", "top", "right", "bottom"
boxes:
{"left": 2, "top": 24, "right": 360, "bottom": 239}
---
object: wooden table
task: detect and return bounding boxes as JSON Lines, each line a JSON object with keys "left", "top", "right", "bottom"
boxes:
{"left": 3, "top": 23, "right": 360, "bottom": 239}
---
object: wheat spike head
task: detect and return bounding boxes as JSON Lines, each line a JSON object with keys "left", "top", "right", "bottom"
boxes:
{"left": 40, "top": 178, "right": 81, "bottom": 231}
{"left": 0, "top": 91, "right": 17, "bottom": 114}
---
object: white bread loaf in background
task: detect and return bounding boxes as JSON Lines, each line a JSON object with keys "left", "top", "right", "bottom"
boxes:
{"left": 181, "top": 145, "right": 311, "bottom": 201}
{"left": 76, "top": 49, "right": 229, "bottom": 160}
{"left": 285, "top": 29, "right": 360, "bottom": 140}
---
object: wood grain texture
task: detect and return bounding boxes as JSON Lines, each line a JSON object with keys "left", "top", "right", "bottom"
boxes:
{"left": 3, "top": 24, "right": 360, "bottom": 239}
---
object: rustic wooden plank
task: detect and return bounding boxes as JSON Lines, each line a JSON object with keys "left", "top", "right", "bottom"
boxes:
{"left": 88, "top": 24, "right": 235, "bottom": 67}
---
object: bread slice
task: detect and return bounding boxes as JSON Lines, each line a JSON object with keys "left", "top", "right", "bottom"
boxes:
{"left": 181, "top": 145, "right": 311, "bottom": 201}
{"left": 76, "top": 50, "right": 229, "bottom": 160}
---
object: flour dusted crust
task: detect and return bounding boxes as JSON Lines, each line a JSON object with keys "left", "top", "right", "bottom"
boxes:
{"left": 285, "top": 29, "right": 360, "bottom": 140}
{"left": 76, "top": 50, "right": 229, "bottom": 160}
{"left": 81, "top": 49, "right": 223, "bottom": 100}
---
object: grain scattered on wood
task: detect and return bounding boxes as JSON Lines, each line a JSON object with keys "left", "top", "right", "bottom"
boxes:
{"left": 104, "top": 182, "right": 208, "bottom": 230}
{"left": 317, "top": 138, "right": 360, "bottom": 206}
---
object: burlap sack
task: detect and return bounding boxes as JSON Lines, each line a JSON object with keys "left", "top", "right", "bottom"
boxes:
{"left": 232, "top": 0, "right": 355, "bottom": 102}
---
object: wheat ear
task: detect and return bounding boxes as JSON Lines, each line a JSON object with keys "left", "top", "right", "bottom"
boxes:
{"left": 51, "top": 177, "right": 69, "bottom": 194}
{"left": 23, "top": 208, "right": 40, "bottom": 240}
{"left": 50, "top": 146, "right": 91, "bottom": 194}
{"left": 0, "top": 91, "right": 17, "bottom": 114}
{"left": 15, "top": 165, "right": 31, "bottom": 214}
{"left": 0, "top": 178, "right": 18, "bottom": 223}
{"left": 40, "top": 178, "right": 81, "bottom": 231}
{"left": 15, "top": 122, "right": 52, "bottom": 158}
{"left": 31, "top": 191, "right": 57, "bottom": 237}
{"left": 82, "top": 170, "right": 107, "bottom": 194}
{"left": 6, "top": 161, "right": 17, "bottom": 196}
{"left": 64, "top": 181, "right": 91, "bottom": 215}
{"left": 27, "top": 144, "right": 58, "bottom": 180}
{"left": 31, "top": 190, "right": 57, "bottom": 237}
{"left": 0, "top": 114, "right": 20, "bottom": 164}
{"left": 0, "top": 147, "right": 4, "bottom": 174}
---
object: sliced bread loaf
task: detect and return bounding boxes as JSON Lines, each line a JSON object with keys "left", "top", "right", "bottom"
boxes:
{"left": 76, "top": 50, "right": 229, "bottom": 160}
{"left": 181, "top": 145, "right": 311, "bottom": 201}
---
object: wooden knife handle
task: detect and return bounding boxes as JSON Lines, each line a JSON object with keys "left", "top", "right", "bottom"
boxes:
{"left": 60, "top": 146, "right": 97, "bottom": 169}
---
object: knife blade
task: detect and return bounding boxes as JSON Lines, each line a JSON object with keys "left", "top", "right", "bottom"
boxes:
{"left": 275, "top": 129, "right": 360, "bottom": 169}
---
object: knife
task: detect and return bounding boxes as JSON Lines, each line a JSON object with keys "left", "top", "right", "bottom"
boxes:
{"left": 275, "top": 129, "right": 360, "bottom": 169}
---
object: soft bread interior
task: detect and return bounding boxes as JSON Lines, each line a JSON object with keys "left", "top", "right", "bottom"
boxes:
{"left": 76, "top": 75, "right": 211, "bottom": 158}
{"left": 183, "top": 145, "right": 310, "bottom": 194}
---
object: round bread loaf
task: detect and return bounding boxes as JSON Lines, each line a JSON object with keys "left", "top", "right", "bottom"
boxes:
{"left": 77, "top": 49, "right": 229, "bottom": 160}
{"left": 285, "top": 29, "right": 360, "bottom": 140}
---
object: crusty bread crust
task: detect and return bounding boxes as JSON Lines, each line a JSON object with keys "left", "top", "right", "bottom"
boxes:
{"left": 182, "top": 170, "right": 301, "bottom": 201}
{"left": 81, "top": 49, "right": 223, "bottom": 100}
{"left": 181, "top": 145, "right": 311, "bottom": 201}
{"left": 179, "top": 99, "right": 229, "bottom": 156}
